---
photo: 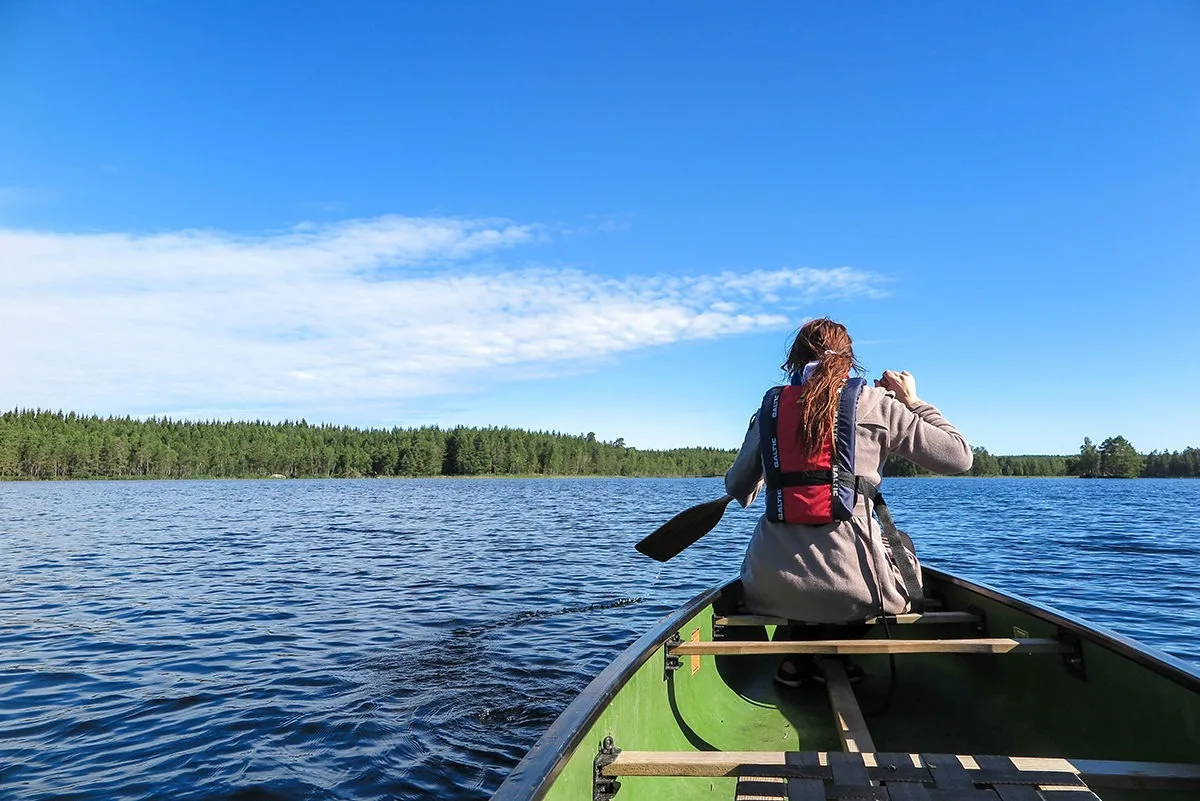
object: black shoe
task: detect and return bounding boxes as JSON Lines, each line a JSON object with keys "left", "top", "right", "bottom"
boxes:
{"left": 774, "top": 660, "right": 804, "bottom": 687}
{"left": 812, "top": 658, "right": 867, "bottom": 685}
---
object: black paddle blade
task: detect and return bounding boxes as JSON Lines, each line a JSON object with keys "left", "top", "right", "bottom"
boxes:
{"left": 635, "top": 495, "right": 734, "bottom": 562}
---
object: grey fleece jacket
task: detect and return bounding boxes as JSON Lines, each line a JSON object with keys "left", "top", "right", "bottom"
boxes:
{"left": 724, "top": 385, "right": 972, "bottom": 623}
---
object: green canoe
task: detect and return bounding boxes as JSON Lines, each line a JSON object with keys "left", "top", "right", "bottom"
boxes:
{"left": 491, "top": 567, "right": 1200, "bottom": 801}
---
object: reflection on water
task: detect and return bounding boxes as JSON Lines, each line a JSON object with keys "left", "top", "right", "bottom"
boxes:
{"left": 0, "top": 477, "right": 1196, "bottom": 799}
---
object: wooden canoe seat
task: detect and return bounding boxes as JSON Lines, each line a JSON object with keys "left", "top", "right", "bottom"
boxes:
{"left": 714, "top": 610, "right": 982, "bottom": 627}
{"left": 601, "top": 751, "right": 1200, "bottom": 793}
{"left": 669, "top": 638, "right": 1072, "bottom": 657}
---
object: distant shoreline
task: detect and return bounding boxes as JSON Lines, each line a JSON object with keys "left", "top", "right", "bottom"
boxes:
{"left": 2, "top": 473, "right": 1195, "bottom": 484}
{"left": 0, "top": 473, "right": 719, "bottom": 483}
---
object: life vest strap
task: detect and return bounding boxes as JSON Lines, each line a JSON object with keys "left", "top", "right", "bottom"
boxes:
{"left": 775, "top": 470, "right": 833, "bottom": 487}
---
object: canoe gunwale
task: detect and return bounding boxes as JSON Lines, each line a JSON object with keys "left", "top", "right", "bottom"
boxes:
{"left": 489, "top": 580, "right": 729, "bottom": 801}
{"left": 926, "top": 564, "right": 1200, "bottom": 690}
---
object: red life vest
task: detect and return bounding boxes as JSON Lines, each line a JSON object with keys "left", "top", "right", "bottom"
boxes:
{"left": 758, "top": 377, "right": 867, "bottom": 524}
{"left": 756, "top": 375, "right": 926, "bottom": 612}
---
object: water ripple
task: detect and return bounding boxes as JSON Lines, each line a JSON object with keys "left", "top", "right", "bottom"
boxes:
{"left": 0, "top": 477, "right": 1196, "bottom": 799}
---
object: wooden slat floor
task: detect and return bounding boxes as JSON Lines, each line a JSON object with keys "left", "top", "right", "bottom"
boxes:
{"left": 726, "top": 752, "right": 1102, "bottom": 800}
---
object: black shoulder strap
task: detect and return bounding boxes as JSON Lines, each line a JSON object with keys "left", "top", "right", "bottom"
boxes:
{"left": 832, "top": 377, "right": 867, "bottom": 519}
{"left": 758, "top": 387, "right": 785, "bottom": 521}
{"left": 853, "top": 477, "right": 925, "bottom": 613}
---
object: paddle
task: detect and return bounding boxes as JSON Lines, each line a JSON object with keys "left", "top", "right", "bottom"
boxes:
{"left": 635, "top": 495, "right": 735, "bottom": 562}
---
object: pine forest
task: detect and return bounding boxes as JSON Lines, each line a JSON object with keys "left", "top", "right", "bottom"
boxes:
{"left": 1, "top": 410, "right": 1196, "bottom": 481}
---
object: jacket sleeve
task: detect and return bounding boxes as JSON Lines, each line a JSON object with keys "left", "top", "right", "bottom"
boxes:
{"left": 883, "top": 397, "right": 973, "bottom": 475}
{"left": 725, "top": 413, "right": 765, "bottom": 507}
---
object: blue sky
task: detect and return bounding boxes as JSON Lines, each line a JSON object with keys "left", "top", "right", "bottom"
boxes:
{"left": 1, "top": 2, "right": 1197, "bottom": 454}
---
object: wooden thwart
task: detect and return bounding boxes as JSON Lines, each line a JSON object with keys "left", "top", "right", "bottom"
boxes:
{"left": 670, "top": 638, "right": 1071, "bottom": 656}
{"left": 714, "top": 610, "right": 981, "bottom": 627}
{"left": 603, "top": 751, "right": 1200, "bottom": 791}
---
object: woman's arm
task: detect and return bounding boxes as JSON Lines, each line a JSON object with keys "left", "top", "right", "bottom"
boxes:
{"left": 883, "top": 398, "right": 973, "bottom": 474}
{"left": 725, "top": 414, "right": 765, "bottom": 507}
{"left": 877, "top": 369, "right": 972, "bottom": 475}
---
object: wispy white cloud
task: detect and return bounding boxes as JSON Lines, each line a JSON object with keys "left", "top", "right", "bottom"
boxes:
{"left": 0, "top": 215, "right": 884, "bottom": 420}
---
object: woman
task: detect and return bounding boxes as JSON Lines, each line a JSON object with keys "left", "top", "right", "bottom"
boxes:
{"left": 724, "top": 318, "right": 972, "bottom": 685}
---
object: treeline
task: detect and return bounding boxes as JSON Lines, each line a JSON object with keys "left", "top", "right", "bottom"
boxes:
{"left": 0, "top": 409, "right": 735, "bottom": 480}
{"left": 885, "top": 436, "right": 1200, "bottom": 479}
{"left": 1141, "top": 449, "right": 1200, "bottom": 478}
{"left": 5, "top": 410, "right": 1196, "bottom": 481}
{"left": 883, "top": 450, "right": 1068, "bottom": 478}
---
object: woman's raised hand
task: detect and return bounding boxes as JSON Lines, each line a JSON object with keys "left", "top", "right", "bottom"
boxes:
{"left": 875, "top": 370, "right": 922, "bottom": 408}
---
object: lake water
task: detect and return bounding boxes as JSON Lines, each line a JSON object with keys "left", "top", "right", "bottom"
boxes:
{"left": 1, "top": 477, "right": 1197, "bottom": 799}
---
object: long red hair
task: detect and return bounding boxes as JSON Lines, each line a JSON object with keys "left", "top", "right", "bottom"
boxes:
{"left": 782, "top": 318, "right": 862, "bottom": 454}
